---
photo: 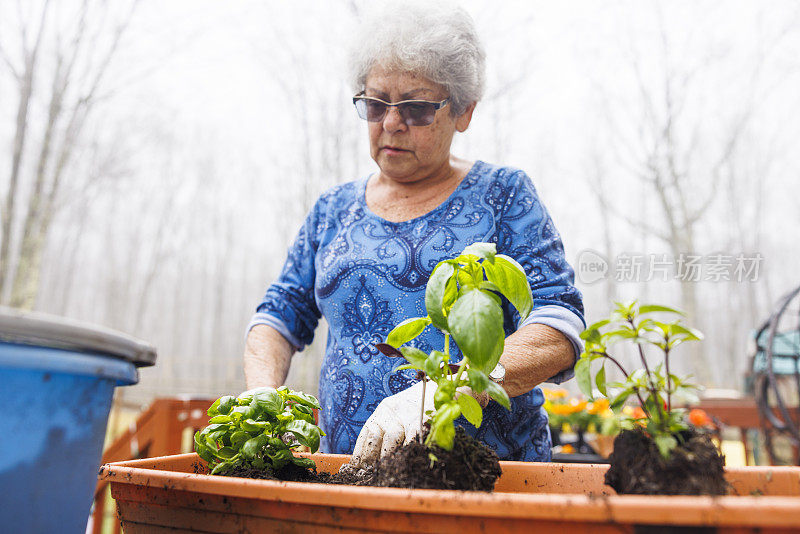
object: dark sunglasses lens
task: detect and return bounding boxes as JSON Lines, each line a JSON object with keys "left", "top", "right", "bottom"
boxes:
{"left": 365, "top": 100, "right": 389, "bottom": 122}
{"left": 400, "top": 102, "right": 436, "bottom": 126}
{"left": 355, "top": 99, "right": 389, "bottom": 122}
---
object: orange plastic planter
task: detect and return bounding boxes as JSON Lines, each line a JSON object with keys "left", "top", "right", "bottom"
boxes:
{"left": 100, "top": 453, "right": 800, "bottom": 533}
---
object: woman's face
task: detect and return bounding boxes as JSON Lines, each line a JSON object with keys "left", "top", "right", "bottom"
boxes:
{"left": 364, "top": 67, "right": 474, "bottom": 183}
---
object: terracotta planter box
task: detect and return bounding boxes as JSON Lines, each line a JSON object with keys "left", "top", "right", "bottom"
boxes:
{"left": 100, "top": 453, "right": 800, "bottom": 533}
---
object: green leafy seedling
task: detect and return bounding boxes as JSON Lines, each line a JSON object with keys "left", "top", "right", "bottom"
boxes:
{"left": 385, "top": 241, "right": 533, "bottom": 451}
{"left": 575, "top": 301, "right": 704, "bottom": 459}
{"left": 195, "top": 386, "right": 325, "bottom": 475}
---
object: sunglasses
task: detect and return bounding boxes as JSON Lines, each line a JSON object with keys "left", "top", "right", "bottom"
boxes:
{"left": 352, "top": 93, "right": 450, "bottom": 126}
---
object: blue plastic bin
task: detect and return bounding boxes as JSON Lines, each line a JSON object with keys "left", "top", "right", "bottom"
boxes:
{"left": 0, "top": 308, "right": 156, "bottom": 533}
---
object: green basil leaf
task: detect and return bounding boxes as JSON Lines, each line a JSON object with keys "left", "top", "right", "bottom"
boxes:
{"left": 268, "top": 448, "right": 293, "bottom": 470}
{"left": 283, "top": 391, "right": 321, "bottom": 410}
{"left": 428, "top": 402, "right": 461, "bottom": 450}
{"left": 291, "top": 405, "right": 315, "bottom": 424}
{"left": 447, "top": 289, "right": 504, "bottom": 373}
{"left": 291, "top": 456, "right": 316, "bottom": 469}
{"left": 285, "top": 419, "right": 321, "bottom": 452}
{"left": 638, "top": 304, "right": 685, "bottom": 316}
{"left": 580, "top": 328, "right": 602, "bottom": 344}
{"left": 595, "top": 364, "right": 607, "bottom": 396}
{"left": 609, "top": 388, "right": 632, "bottom": 411}
{"left": 211, "top": 461, "right": 234, "bottom": 475}
{"left": 426, "top": 262, "right": 456, "bottom": 330}
{"left": 207, "top": 429, "right": 230, "bottom": 448}
{"left": 230, "top": 431, "right": 250, "bottom": 448}
{"left": 194, "top": 432, "right": 216, "bottom": 463}
{"left": 208, "top": 415, "right": 232, "bottom": 424}
{"left": 485, "top": 380, "right": 510, "bottom": 410}
{"left": 238, "top": 387, "right": 279, "bottom": 404}
{"left": 399, "top": 346, "right": 428, "bottom": 367}
{"left": 217, "top": 447, "right": 237, "bottom": 459}
{"left": 387, "top": 317, "right": 431, "bottom": 348}
{"left": 242, "top": 434, "right": 268, "bottom": 459}
{"left": 467, "top": 368, "right": 490, "bottom": 393}
{"left": 586, "top": 318, "right": 611, "bottom": 331}
{"left": 479, "top": 280, "right": 501, "bottom": 293}
{"left": 482, "top": 288, "right": 503, "bottom": 307}
{"left": 216, "top": 396, "right": 236, "bottom": 415}
{"left": 574, "top": 357, "right": 593, "bottom": 400}
{"left": 434, "top": 381, "right": 455, "bottom": 410}
{"left": 461, "top": 242, "right": 497, "bottom": 263}
{"left": 667, "top": 323, "right": 704, "bottom": 341}
{"left": 207, "top": 397, "right": 222, "bottom": 417}
{"left": 246, "top": 399, "right": 264, "bottom": 420}
{"left": 241, "top": 419, "right": 268, "bottom": 432}
{"left": 482, "top": 254, "right": 533, "bottom": 320}
{"left": 423, "top": 350, "right": 445, "bottom": 378}
{"left": 231, "top": 405, "right": 250, "bottom": 418}
{"left": 394, "top": 363, "right": 423, "bottom": 372}
{"left": 443, "top": 275, "right": 458, "bottom": 315}
{"left": 252, "top": 388, "right": 283, "bottom": 414}
{"left": 457, "top": 393, "right": 483, "bottom": 428}
{"left": 456, "top": 269, "right": 476, "bottom": 294}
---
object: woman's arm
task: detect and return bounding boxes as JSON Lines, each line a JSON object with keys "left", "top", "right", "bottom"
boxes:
{"left": 243, "top": 324, "right": 295, "bottom": 389}
{"left": 500, "top": 323, "right": 575, "bottom": 398}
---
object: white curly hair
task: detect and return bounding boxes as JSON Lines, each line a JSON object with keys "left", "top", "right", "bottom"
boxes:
{"left": 348, "top": 0, "right": 486, "bottom": 115}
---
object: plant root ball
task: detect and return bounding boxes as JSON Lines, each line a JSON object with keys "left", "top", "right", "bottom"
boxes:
{"left": 604, "top": 428, "right": 727, "bottom": 496}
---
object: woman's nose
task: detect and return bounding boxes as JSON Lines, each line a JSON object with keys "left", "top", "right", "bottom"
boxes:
{"left": 382, "top": 106, "right": 407, "bottom": 133}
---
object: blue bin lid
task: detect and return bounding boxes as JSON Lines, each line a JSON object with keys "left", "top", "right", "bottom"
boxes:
{"left": 0, "top": 307, "right": 156, "bottom": 367}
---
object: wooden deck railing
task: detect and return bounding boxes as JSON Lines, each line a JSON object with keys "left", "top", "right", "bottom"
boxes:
{"left": 90, "top": 397, "right": 214, "bottom": 534}
{"left": 690, "top": 397, "right": 799, "bottom": 465}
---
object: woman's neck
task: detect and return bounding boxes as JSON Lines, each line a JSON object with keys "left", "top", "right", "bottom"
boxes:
{"left": 366, "top": 156, "right": 474, "bottom": 222}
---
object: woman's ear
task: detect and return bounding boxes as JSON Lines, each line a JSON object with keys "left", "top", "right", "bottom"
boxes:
{"left": 455, "top": 102, "right": 477, "bottom": 132}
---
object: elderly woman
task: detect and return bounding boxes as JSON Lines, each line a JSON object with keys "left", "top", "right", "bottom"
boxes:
{"left": 244, "top": 3, "right": 584, "bottom": 464}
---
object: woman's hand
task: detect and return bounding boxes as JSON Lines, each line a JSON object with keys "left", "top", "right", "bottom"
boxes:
{"left": 345, "top": 380, "right": 436, "bottom": 471}
{"left": 343, "top": 379, "right": 491, "bottom": 472}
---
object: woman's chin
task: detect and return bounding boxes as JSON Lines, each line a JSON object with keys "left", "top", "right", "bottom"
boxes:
{"left": 375, "top": 159, "right": 420, "bottom": 182}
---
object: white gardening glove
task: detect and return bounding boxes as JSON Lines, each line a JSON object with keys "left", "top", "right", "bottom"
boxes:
{"left": 345, "top": 379, "right": 437, "bottom": 470}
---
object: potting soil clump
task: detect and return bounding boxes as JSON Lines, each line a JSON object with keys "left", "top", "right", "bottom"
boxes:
{"left": 604, "top": 428, "right": 727, "bottom": 495}
{"left": 198, "top": 461, "right": 321, "bottom": 483}
{"left": 365, "top": 427, "right": 502, "bottom": 491}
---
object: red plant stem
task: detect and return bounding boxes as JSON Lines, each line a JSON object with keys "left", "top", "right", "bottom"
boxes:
{"left": 628, "top": 317, "right": 661, "bottom": 421}
{"left": 665, "top": 344, "right": 672, "bottom": 412}
{"left": 596, "top": 351, "right": 650, "bottom": 418}
{"left": 598, "top": 352, "right": 630, "bottom": 377}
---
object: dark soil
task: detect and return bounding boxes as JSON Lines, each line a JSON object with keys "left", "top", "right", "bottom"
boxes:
{"left": 358, "top": 426, "right": 502, "bottom": 491}
{"left": 205, "top": 461, "right": 323, "bottom": 483}
{"left": 198, "top": 427, "right": 501, "bottom": 491}
{"left": 604, "top": 428, "right": 728, "bottom": 496}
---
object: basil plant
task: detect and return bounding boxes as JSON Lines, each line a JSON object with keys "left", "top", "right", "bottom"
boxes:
{"left": 195, "top": 386, "right": 325, "bottom": 475}
{"left": 384, "top": 242, "right": 533, "bottom": 450}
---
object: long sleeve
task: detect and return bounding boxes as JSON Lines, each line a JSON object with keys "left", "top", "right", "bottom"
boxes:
{"left": 495, "top": 170, "right": 585, "bottom": 383}
{"left": 247, "top": 200, "right": 326, "bottom": 350}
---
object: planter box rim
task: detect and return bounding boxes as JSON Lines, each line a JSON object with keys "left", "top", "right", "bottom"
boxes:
{"left": 100, "top": 452, "right": 800, "bottom": 529}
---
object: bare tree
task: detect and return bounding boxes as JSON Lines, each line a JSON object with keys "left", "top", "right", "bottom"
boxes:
{"left": 0, "top": 0, "right": 138, "bottom": 309}
{"left": 589, "top": 4, "right": 798, "bottom": 384}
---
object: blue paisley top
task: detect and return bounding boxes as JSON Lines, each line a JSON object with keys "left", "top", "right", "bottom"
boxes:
{"left": 249, "top": 161, "right": 585, "bottom": 461}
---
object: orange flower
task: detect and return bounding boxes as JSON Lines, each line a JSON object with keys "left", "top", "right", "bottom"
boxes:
{"left": 689, "top": 409, "right": 713, "bottom": 428}
{"left": 588, "top": 398, "right": 609, "bottom": 414}
{"left": 623, "top": 405, "right": 646, "bottom": 421}
{"left": 542, "top": 387, "right": 569, "bottom": 400}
